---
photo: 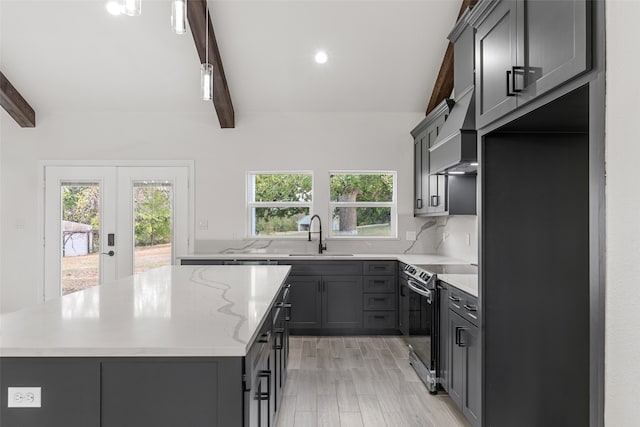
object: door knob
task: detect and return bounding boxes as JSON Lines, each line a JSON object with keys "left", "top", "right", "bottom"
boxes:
{"left": 101, "top": 250, "right": 115, "bottom": 257}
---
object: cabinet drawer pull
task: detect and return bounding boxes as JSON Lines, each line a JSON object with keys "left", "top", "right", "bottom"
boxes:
{"left": 449, "top": 295, "right": 461, "bottom": 302}
{"left": 373, "top": 315, "right": 386, "bottom": 319}
{"left": 373, "top": 280, "right": 386, "bottom": 284}
{"left": 258, "top": 330, "right": 271, "bottom": 343}
{"left": 512, "top": 66, "right": 524, "bottom": 93}
{"left": 373, "top": 266, "right": 386, "bottom": 270}
{"left": 372, "top": 297, "right": 387, "bottom": 302}
{"left": 417, "top": 198, "right": 423, "bottom": 209}
{"left": 430, "top": 195, "right": 440, "bottom": 207}
{"left": 463, "top": 304, "right": 477, "bottom": 312}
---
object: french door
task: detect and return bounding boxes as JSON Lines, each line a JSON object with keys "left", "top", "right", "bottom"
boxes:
{"left": 44, "top": 165, "right": 190, "bottom": 300}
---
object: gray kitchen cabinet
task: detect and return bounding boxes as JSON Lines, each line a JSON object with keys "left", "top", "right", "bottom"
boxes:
{"left": 287, "top": 275, "right": 322, "bottom": 330}
{"left": 472, "top": 0, "right": 591, "bottom": 128}
{"left": 449, "top": 311, "right": 481, "bottom": 427}
{"left": 323, "top": 276, "right": 364, "bottom": 329}
{"left": 411, "top": 100, "right": 452, "bottom": 217}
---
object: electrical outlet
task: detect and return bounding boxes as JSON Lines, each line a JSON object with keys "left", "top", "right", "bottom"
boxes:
{"left": 8, "top": 387, "right": 41, "bottom": 408}
{"left": 405, "top": 231, "right": 416, "bottom": 241}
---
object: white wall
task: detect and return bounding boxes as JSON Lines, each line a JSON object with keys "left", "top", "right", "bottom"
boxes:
{"left": 0, "top": 110, "right": 435, "bottom": 313}
{"left": 605, "top": 1, "right": 640, "bottom": 424}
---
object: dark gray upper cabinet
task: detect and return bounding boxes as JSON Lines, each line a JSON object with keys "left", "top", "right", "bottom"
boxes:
{"left": 287, "top": 275, "right": 322, "bottom": 330}
{"left": 473, "top": 0, "right": 519, "bottom": 128}
{"left": 411, "top": 100, "right": 452, "bottom": 217}
{"left": 471, "top": 0, "right": 591, "bottom": 129}
{"left": 322, "top": 276, "right": 364, "bottom": 329}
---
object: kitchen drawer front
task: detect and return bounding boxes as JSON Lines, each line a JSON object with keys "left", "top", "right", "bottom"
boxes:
{"left": 363, "top": 293, "right": 396, "bottom": 311}
{"left": 363, "top": 311, "right": 396, "bottom": 329}
{"left": 363, "top": 276, "right": 396, "bottom": 293}
{"left": 284, "top": 261, "right": 363, "bottom": 276}
{"left": 362, "top": 261, "right": 396, "bottom": 275}
{"left": 448, "top": 288, "right": 479, "bottom": 326}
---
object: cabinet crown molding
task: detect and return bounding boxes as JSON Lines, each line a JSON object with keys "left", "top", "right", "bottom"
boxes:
{"left": 410, "top": 98, "right": 454, "bottom": 137}
{"left": 448, "top": 7, "right": 475, "bottom": 43}
{"left": 467, "top": 0, "right": 502, "bottom": 28}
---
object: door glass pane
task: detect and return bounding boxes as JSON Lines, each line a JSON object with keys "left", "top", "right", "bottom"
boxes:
{"left": 61, "top": 183, "right": 100, "bottom": 295}
{"left": 133, "top": 181, "right": 173, "bottom": 273}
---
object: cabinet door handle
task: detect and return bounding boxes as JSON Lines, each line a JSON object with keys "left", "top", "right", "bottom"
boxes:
{"left": 257, "top": 370, "right": 271, "bottom": 401}
{"left": 463, "top": 304, "right": 477, "bottom": 312}
{"left": 400, "top": 285, "right": 406, "bottom": 297}
{"left": 506, "top": 70, "right": 516, "bottom": 97}
{"left": 258, "top": 330, "right": 271, "bottom": 343}
{"left": 416, "top": 198, "right": 423, "bottom": 209}
{"left": 512, "top": 66, "right": 524, "bottom": 93}
{"left": 430, "top": 195, "right": 440, "bottom": 207}
{"left": 455, "top": 327, "right": 468, "bottom": 347}
{"left": 449, "top": 295, "right": 461, "bottom": 302}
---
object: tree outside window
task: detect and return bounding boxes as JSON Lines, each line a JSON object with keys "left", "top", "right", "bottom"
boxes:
{"left": 329, "top": 172, "right": 396, "bottom": 237}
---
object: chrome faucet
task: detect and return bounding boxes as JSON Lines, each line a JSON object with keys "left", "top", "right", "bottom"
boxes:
{"left": 308, "top": 214, "right": 327, "bottom": 254}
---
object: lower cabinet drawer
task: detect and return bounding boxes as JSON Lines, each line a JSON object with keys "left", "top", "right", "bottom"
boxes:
{"left": 363, "top": 276, "right": 396, "bottom": 293}
{"left": 363, "top": 311, "right": 396, "bottom": 329}
{"left": 363, "top": 293, "right": 395, "bottom": 311}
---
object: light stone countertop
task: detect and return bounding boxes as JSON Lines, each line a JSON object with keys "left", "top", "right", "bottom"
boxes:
{"left": 437, "top": 274, "right": 478, "bottom": 297}
{"left": 179, "top": 252, "right": 478, "bottom": 296}
{"left": 0, "top": 265, "right": 291, "bottom": 358}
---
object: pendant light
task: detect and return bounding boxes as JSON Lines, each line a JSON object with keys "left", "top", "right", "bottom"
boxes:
{"left": 201, "top": 2, "right": 213, "bottom": 101}
{"left": 122, "top": 0, "right": 141, "bottom": 16}
{"left": 171, "top": 0, "right": 187, "bottom": 35}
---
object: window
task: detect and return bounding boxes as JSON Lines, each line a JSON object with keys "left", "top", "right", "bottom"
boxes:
{"left": 248, "top": 172, "right": 313, "bottom": 237}
{"left": 329, "top": 172, "right": 397, "bottom": 238}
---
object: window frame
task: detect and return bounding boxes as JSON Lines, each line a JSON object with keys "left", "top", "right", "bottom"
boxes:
{"left": 246, "top": 171, "right": 314, "bottom": 239}
{"left": 327, "top": 170, "right": 398, "bottom": 239}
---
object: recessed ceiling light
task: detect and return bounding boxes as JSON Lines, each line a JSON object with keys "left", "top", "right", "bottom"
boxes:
{"left": 105, "top": 0, "right": 122, "bottom": 16}
{"left": 315, "top": 51, "right": 328, "bottom": 64}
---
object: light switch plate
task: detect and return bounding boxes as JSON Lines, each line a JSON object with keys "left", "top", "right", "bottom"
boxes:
{"left": 7, "top": 387, "right": 41, "bottom": 408}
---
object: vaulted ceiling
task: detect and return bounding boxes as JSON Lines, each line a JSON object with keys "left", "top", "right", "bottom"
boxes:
{"left": 0, "top": 0, "right": 459, "bottom": 123}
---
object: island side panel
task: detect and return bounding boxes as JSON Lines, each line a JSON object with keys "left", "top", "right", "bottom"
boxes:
{"left": 1, "top": 357, "right": 244, "bottom": 427}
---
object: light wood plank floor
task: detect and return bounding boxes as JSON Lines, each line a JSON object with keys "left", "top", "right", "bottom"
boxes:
{"left": 275, "top": 336, "right": 471, "bottom": 427}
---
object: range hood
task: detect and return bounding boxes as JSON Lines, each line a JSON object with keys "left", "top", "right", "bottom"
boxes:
{"left": 428, "top": 86, "right": 477, "bottom": 175}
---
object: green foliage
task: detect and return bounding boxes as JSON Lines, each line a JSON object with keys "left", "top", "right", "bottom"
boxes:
{"left": 252, "top": 174, "right": 311, "bottom": 234}
{"left": 330, "top": 174, "right": 393, "bottom": 202}
{"left": 134, "top": 186, "right": 172, "bottom": 246}
{"left": 255, "top": 208, "right": 308, "bottom": 235}
{"left": 254, "top": 174, "right": 312, "bottom": 203}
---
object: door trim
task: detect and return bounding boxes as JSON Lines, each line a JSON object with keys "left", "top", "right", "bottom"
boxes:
{"left": 37, "top": 160, "right": 195, "bottom": 302}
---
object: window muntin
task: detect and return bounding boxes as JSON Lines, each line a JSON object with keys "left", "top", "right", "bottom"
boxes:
{"left": 329, "top": 172, "right": 397, "bottom": 238}
{"left": 248, "top": 173, "right": 313, "bottom": 237}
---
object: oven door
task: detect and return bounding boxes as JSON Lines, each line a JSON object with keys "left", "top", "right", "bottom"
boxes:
{"left": 405, "top": 279, "right": 435, "bottom": 372}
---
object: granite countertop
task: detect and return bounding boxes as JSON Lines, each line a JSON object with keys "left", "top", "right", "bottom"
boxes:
{"left": 0, "top": 265, "right": 291, "bottom": 358}
{"left": 179, "top": 253, "right": 478, "bottom": 296}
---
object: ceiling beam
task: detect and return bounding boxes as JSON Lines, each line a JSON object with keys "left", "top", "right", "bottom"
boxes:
{"left": 0, "top": 71, "right": 36, "bottom": 128}
{"left": 425, "top": 0, "right": 478, "bottom": 116}
{"left": 187, "top": 0, "right": 234, "bottom": 128}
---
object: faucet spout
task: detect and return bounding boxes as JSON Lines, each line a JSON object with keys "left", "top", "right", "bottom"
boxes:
{"left": 308, "top": 215, "right": 327, "bottom": 254}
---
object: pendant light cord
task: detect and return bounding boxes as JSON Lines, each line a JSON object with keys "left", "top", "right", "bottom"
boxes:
{"left": 205, "top": 1, "right": 209, "bottom": 65}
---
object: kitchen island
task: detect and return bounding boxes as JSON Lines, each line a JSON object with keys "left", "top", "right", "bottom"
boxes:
{"left": 0, "top": 265, "right": 292, "bottom": 427}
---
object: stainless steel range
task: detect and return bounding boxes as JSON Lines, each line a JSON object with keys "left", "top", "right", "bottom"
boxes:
{"left": 399, "top": 262, "right": 477, "bottom": 393}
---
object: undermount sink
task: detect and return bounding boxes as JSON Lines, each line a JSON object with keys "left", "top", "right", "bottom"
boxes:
{"left": 288, "top": 253, "right": 354, "bottom": 257}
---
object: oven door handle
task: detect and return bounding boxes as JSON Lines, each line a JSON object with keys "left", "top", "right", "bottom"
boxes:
{"left": 407, "top": 279, "right": 432, "bottom": 302}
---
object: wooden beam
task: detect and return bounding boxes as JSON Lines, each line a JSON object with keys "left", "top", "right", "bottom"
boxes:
{"left": 425, "top": 0, "right": 478, "bottom": 116}
{"left": 187, "top": 0, "right": 234, "bottom": 128}
{"left": 0, "top": 71, "right": 35, "bottom": 128}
